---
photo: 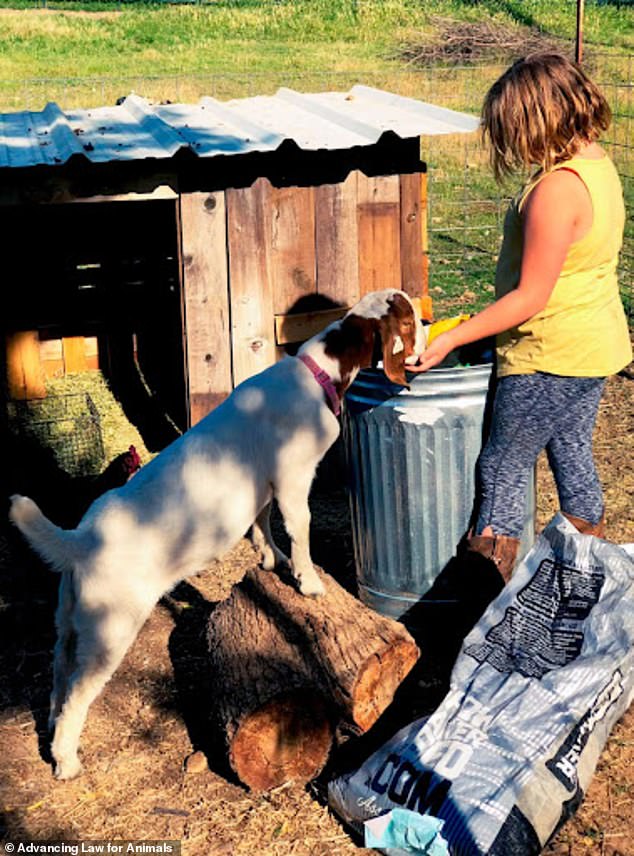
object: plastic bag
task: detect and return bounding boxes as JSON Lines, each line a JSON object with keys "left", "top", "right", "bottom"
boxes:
{"left": 329, "top": 514, "right": 634, "bottom": 855}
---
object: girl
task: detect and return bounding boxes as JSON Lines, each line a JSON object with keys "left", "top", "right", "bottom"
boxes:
{"left": 411, "top": 52, "right": 632, "bottom": 582}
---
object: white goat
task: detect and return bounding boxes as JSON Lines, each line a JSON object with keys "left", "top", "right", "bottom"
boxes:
{"left": 9, "top": 289, "right": 424, "bottom": 780}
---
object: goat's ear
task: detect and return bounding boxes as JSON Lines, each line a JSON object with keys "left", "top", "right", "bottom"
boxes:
{"left": 378, "top": 294, "right": 416, "bottom": 387}
{"left": 381, "top": 331, "right": 410, "bottom": 388}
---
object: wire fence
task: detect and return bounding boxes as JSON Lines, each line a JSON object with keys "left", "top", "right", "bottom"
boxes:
{"left": 1, "top": 58, "right": 632, "bottom": 320}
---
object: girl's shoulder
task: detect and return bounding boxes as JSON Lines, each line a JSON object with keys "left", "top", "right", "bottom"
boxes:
{"left": 517, "top": 158, "right": 601, "bottom": 214}
{"left": 521, "top": 170, "right": 591, "bottom": 226}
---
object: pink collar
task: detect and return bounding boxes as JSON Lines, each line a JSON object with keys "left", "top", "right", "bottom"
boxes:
{"left": 297, "top": 353, "right": 341, "bottom": 416}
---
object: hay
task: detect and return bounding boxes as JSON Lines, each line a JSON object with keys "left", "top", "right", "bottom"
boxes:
{"left": 7, "top": 391, "right": 105, "bottom": 478}
{"left": 45, "top": 371, "right": 154, "bottom": 468}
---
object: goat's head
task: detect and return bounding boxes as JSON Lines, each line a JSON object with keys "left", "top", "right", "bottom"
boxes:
{"left": 323, "top": 290, "right": 425, "bottom": 391}
{"left": 376, "top": 291, "right": 425, "bottom": 386}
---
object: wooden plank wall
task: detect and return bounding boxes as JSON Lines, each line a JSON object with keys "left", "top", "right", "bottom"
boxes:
{"left": 237, "top": 169, "right": 428, "bottom": 349}
{"left": 315, "top": 171, "right": 360, "bottom": 308}
{"left": 180, "top": 190, "right": 232, "bottom": 425}
{"left": 357, "top": 173, "right": 402, "bottom": 294}
{"left": 181, "top": 169, "right": 428, "bottom": 424}
{"left": 4, "top": 168, "right": 427, "bottom": 421}
{"left": 5, "top": 333, "right": 102, "bottom": 400}
{"left": 226, "top": 178, "right": 277, "bottom": 388}
{"left": 270, "top": 186, "right": 317, "bottom": 314}
{"left": 39, "top": 336, "right": 99, "bottom": 378}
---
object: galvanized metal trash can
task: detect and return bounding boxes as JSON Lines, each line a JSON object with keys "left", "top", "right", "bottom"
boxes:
{"left": 343, "top": 364, "right": 535, "bottom": 620}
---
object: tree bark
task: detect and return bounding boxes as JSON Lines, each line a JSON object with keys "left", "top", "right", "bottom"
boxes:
{"left": 207, "top": 573, "right": 333, "bottom": 792}
{"left": 207, "top": 565, "right": 419, "bottom": 790}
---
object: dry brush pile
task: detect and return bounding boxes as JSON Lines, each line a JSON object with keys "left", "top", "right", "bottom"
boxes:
{"left": 398, "top": 17, "right": 572, "bottom": 66}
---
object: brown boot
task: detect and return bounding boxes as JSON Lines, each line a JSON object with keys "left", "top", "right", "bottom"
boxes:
{"left": 466, "top": 533, "right": 520, "bottom": 584}
{"left": 562, "top": 512, "right": 606, "bottom": 538}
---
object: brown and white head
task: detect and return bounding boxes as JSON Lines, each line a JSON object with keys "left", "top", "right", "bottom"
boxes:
{"left": 301, "top": 289, "right": 425, "bottom": 396}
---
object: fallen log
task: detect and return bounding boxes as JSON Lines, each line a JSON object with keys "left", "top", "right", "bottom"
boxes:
{"left": 207, "top": 564, "right": 419, "bottom": 790}
{"left": 246, "top": 564, "right": 420, "bottom": 731}
{"left": 207, "top": 575, "right": 334, "bottom": 792}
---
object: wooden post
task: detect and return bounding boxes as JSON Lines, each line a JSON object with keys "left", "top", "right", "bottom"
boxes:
{"left": 179, "top": 191, "right": 232, "bottom": 426}
{"left": 5, "top": 331, "right": 46, "bottom": 400}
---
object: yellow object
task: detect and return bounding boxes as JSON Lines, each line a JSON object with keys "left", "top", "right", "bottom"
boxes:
{"left": 495, "top": 154, "right": 632, "bottom": 377}
{"left": 427, "top": 314, "right": 471, "bottom": 345}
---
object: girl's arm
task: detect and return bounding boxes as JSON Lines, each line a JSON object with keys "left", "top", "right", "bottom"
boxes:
{"left": 410, "top": 169, "right": 590, "bottom": 372}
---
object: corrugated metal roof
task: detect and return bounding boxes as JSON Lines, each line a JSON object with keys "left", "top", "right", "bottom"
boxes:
{"left": 0, "top": 84, "right": 479, "bottom": 170}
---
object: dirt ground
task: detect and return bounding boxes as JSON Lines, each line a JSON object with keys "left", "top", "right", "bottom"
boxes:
{"left": 0, "top": 370, "right": 632, "bottom": 856}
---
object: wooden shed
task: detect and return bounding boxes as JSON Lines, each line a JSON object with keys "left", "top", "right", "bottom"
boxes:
{"left": 0, "top": 86, "right": 477, "bottom": 438}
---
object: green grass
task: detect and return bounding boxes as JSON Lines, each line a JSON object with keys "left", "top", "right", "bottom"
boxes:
{"left": 0, "top": 0, "right": 632, "bottom": 93}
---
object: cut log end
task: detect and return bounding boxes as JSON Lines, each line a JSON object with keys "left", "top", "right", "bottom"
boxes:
{"left": 352, "top": 639, "right": 420, "bottom": 732}
{"left": 230, "top": 691, "right": 333, "bottom": 792}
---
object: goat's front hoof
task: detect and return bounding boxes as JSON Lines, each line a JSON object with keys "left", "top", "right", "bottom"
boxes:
{"left": 53, "top": 755, "right": 83, "bottom": 780}
{"left": 297, "top": 573, "right": 326, "bottom": 598}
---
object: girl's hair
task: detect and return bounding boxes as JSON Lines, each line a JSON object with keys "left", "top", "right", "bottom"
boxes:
{"left": 481, "top": 52, "right": 612, "bottom": 181}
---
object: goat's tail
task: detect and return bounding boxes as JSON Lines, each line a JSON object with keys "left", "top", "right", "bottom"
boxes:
{"left": 9, "top": 495, "right": 81, "bottom": 572}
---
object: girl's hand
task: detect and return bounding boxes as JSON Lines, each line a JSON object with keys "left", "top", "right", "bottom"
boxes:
{"left": 408, "top": 331, "right": 455, "bottom": 373}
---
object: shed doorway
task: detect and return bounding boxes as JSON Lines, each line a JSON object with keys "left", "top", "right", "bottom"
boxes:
{"left": 1, "top": 198, "right": 187, "bottom": 453}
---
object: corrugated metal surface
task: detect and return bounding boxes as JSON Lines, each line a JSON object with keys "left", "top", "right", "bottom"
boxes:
{"left": 344, "top": 365, "right": 535, "bottom": 620}
{"left": 0, "top": 84, "right": 478, "bottom": 170}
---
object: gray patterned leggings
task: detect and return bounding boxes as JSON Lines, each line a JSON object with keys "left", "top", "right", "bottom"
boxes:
{"left": 475, "top": 372, "right": 606, "bottom": 538}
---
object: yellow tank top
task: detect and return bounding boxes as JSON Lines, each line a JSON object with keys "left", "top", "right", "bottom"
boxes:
{"left": 495, "top": 154, "right": 632, "bottom": 377}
